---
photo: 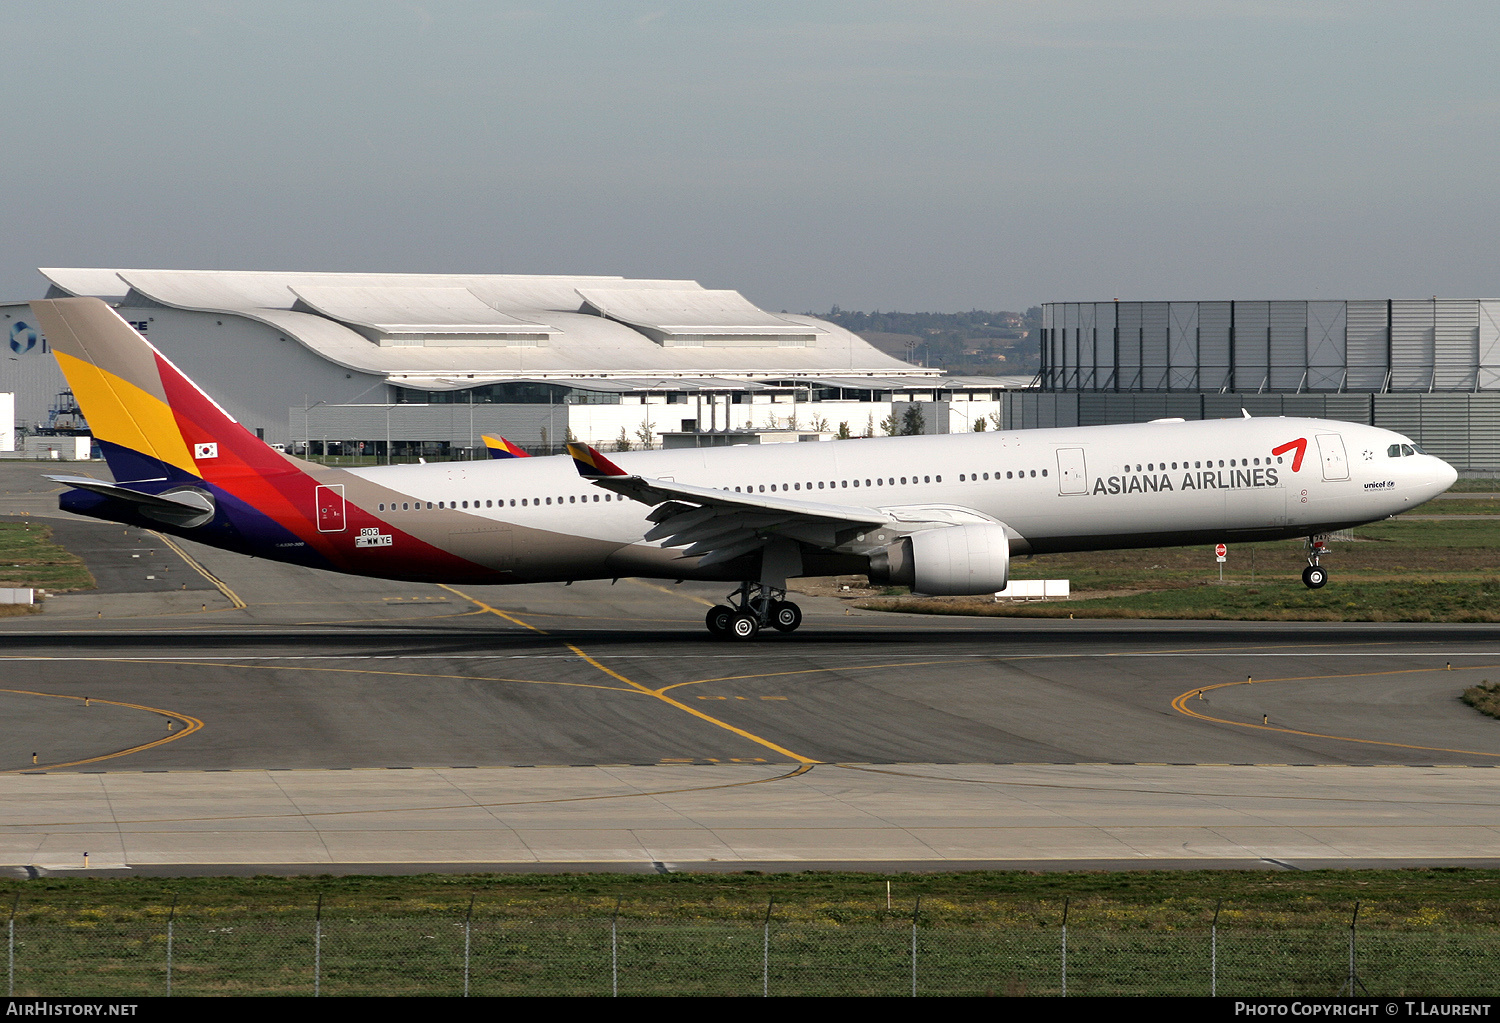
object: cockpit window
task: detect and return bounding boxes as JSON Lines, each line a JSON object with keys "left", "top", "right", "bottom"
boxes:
{"left": 1388, "top": 444, "right": 1402, "bottom": 457}
{"left": 1401, "top": 444, "right": 1415, "bottom": 456}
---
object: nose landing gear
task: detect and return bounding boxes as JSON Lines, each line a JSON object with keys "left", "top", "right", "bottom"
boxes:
{"left": 705, "top": 582, "right": 802, "bottom": 639}
{"left": 1302, "top": 536, "right": 1330, "bottom": 589}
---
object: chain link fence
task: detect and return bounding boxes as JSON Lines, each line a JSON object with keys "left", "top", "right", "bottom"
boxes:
{"left": 6, "top": 899, "right": 1498, "bottom": 997}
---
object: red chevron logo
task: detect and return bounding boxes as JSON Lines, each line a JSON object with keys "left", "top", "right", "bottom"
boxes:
{"left": 1272, "top": 437, "right": 1308, "bottom": 472}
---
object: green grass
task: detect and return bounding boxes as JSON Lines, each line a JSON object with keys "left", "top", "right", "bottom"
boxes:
{"left": 0, "top": 519, "right": 93, "bottom": 601}
{"left": 870, "top": 578, "right": 1500, "bottom": 622}
{"left": 1461, "top": 681, "right": 1500, "bottom": 720}
{"left": 5, "top": 872, "right": 1500, "bottom": 996}
{"left": 856, "top": 518, "right": 1500, "bottom": 622}
{"left": 5, "top": 869, "right": 1500, "bottom": 929}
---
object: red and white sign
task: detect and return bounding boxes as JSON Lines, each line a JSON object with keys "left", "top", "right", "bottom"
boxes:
{"left": 1215, "top": 543, "right": 1227, "bottom": 558}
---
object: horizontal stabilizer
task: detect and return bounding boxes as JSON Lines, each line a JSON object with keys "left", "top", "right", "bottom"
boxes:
{"left": 47, "top": 475, "right": 216, "bottom": 527}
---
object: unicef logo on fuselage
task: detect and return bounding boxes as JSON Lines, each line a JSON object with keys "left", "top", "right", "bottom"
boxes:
{"left": 9, "top": 321, "right": 38, "bottom": 354}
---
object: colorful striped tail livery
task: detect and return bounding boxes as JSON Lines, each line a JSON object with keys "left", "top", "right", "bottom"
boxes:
{"left": 481, "top": 434, "right": 530, "bottom": 459}
{"left": 566, "top": 442, "right": 627, "bottom": 478}
{"left": 29, "top": 297, "right": 497, "bottom": 583}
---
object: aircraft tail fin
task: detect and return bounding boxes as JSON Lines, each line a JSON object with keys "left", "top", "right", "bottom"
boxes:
{"left": 29, "top": 298, "right": 292, "bottom": 485}
{"left": 482, "top": 434, "right": 531, "bottom": 459}
{"left": 566, "top": 441, "right": 627, "bottom": 478}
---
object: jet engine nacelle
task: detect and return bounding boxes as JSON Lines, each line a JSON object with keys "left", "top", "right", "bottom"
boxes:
{"left": 868, "top": 523, "right": 1011, "bottom": 595}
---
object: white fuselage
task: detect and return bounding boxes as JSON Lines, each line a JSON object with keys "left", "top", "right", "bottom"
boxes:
{"left": 349, "top": 416, "right": 1457, "bottom": 581}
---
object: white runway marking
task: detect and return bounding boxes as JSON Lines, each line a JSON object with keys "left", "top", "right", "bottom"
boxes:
{"left": 3, "top": 651, "right": 1500, "bottom": 663}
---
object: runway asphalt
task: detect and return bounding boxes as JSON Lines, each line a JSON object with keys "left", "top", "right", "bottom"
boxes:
{"left": 3, "top": 460, "right": 1499, "bottom": 873}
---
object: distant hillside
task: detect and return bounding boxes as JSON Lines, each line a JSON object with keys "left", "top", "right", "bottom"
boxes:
{"left": 818, "top": 307, "right": 1041, "bottom": 376}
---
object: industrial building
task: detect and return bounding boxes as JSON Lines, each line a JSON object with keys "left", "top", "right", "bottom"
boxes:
{"left": 1021, "top": 299, "right": 1500, "bottom": 471}
{"left": 0, "top": 268, "right": 1031, "bottom": 458}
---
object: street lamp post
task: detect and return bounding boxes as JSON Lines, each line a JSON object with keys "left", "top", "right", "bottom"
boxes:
{"left": 302, "top": 399, "right": 327, "bottom": 460}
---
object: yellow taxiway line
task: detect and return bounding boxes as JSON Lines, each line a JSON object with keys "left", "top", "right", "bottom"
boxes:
{"left": 1171, "top": 665, "right": 1500, "bottom": 759}
{"left": 0, "top": 688, "right": 204, "bottom": 773}
{"left": 441, "top": 584, "right": 818, "bottom": 764}
{"left": 149, "top": 530, "right": 247, "bottom": 608}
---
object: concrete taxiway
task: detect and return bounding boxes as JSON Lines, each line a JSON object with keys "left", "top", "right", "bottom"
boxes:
{"left": 2, "top": 462, "right": 1499, "bottom": 873}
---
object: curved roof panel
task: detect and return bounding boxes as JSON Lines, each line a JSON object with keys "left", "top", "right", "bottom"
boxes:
{"left": 576, "top": 287, "right": 819, "bottom": 337}
{"left": 39, "top": 268, "right": 132, "bottom": 302}
{"left": 38, "top": 268, "right": 930, "bottom": 382}
{"left": 288, "top": 285, "right": 552, "bottom": 338}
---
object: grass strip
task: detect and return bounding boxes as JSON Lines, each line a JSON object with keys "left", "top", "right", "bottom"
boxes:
{"left": 5, "top": 869, "right": 1500, "bottom": 930}
{"left": 853, "top": 518, "right": 1500, "bottom": 623}
{"left": 0, "top": 519, "right": 94, "bottom": 592}
{"left": 1461, "top": 681, "right": 1500, "bottom": 720}
{"left": 5, "top": 871, "right": 1500, "bottom": 996}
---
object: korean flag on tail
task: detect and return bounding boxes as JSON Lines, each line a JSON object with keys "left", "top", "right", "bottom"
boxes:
{"left": 194, "top": 442, "right": 219, "bottom": 460}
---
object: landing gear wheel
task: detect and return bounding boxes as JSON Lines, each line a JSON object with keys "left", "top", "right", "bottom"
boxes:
{"left": 1302, "top": 565, "right": 1328, "bottom": 589}
{"left": 705, "top": 604, "right": 735, "bottom": 636}
{"left": 729, "top": 612, "right": 761, "bottom": 640}
{"left": 770, "top": 600, "right": 802, "bottom": 633}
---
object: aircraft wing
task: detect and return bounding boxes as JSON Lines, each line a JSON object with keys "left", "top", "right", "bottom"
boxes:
{"left": 566, "top": 442, "right": 890, "bottom": 566}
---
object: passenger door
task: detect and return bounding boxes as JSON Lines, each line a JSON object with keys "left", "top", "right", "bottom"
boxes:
{"left": 1055, "top": 447, "right": 1088, "bottom": 495}
{"left": 1316, "top": 434, "right": 1350, "bottom": 481}
{"left": 315, "top": 484, "right": 346, "bottom": 532}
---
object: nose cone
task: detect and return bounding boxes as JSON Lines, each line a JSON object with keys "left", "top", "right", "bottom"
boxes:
{"left": 1436, "top": 456, "right": 1459, "bottom": 493}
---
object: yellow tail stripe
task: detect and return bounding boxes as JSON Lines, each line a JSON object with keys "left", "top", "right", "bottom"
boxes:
{"left": 53, "top": 350, "right": 196, "bottom": 475}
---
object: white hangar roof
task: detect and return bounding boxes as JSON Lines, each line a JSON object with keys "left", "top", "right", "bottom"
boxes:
{"left": 40, "top": 268, "right": 931, "bottom": 389}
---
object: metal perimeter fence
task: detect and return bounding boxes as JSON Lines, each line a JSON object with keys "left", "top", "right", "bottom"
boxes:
{"left": 4, "top": 898, "right": 1496, "bottom": 997}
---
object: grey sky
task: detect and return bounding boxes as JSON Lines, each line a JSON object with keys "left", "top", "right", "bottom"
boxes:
{"left": 5, "top": 1, "right": 1498, "bottom": 312}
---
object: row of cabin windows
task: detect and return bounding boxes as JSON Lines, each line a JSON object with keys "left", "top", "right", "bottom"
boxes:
{"left": 734, "top": 475, "right": 942, "bottom": 493}
{"left": 377, "top": 468, "right": 1062, "bottom": 509}
{"left": 377, "top": 494, "right": 620, "bottom": 511}
{"left": 1122, "top": 457, "right": 1285, "bottom": 473}
{"left": 958, "top": 470, "right": 1044, "bottom": 481}
{"left": 728, "top": 470, "right": 1046, "bottom": 493}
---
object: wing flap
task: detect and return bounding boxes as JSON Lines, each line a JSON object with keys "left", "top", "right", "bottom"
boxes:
{"left": 563, "top": 442, "right": 890, "bottom": 564}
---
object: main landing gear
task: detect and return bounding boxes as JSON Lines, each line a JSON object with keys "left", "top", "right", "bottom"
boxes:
{"left": 1301, "top": 536, "right": 1330, "bottom": 589}
{"left": 705, "top": 582, "right": 802, "bottom": 640}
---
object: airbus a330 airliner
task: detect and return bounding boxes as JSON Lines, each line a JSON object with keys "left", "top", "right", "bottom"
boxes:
{"left": 31, "top": 298, "right": 1457, "bottom": 639}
